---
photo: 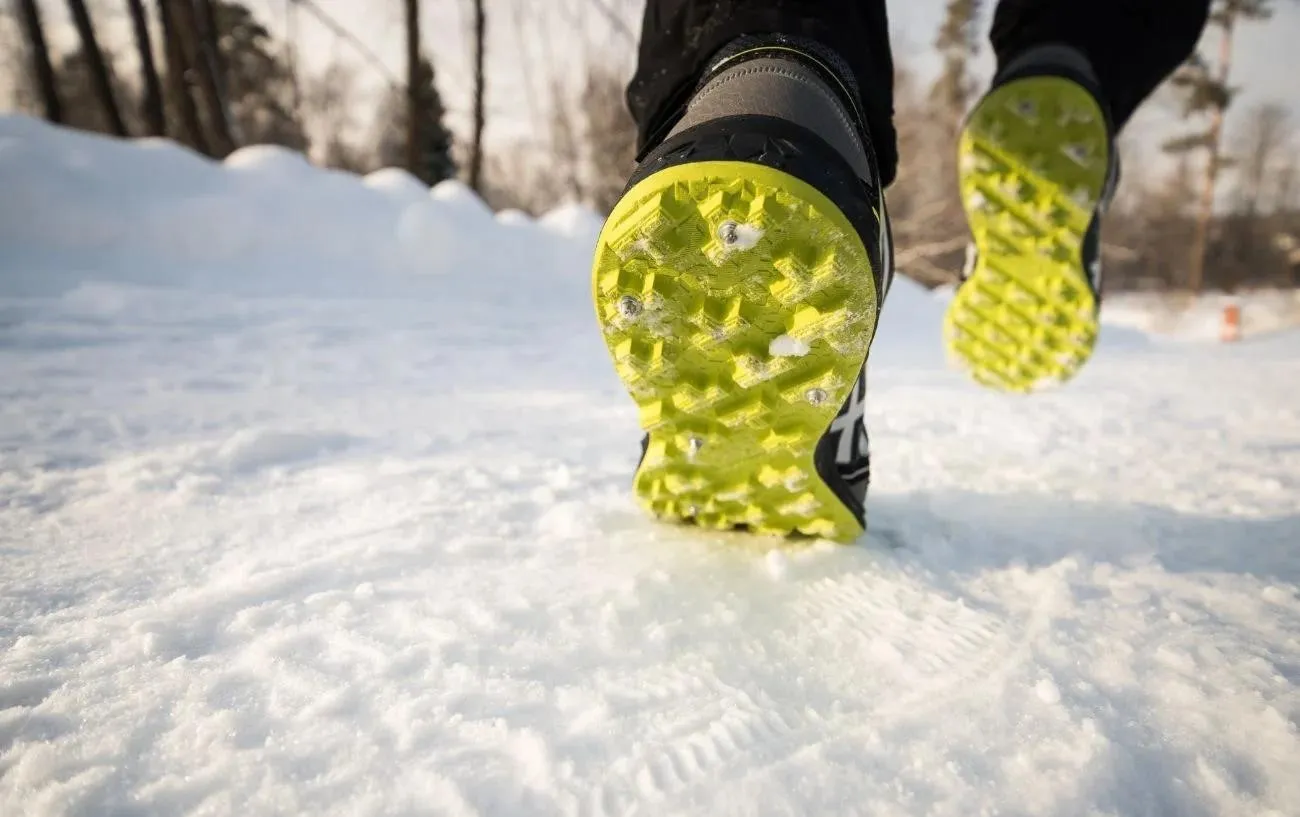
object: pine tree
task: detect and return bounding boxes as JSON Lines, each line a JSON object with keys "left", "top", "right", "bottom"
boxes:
{"left": 376, "top": 57, "right": 456, "bottom": 186}
{"left": 209, "top": 1, "right": 307, "bottom": 151}
{"left": 1164, "top": 0, "right": 1274, "bottom": 292}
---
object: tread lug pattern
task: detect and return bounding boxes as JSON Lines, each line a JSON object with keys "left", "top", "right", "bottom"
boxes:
{"left": 945, "top": 77, "right": 1108, "bottom": 393}
{"left": 593, "top": 161, "right": 877, "bottom": 541}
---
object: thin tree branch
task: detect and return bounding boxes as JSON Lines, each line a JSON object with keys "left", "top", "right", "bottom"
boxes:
{"left": 293, "top": 0, "right": 400, "bottom": 89}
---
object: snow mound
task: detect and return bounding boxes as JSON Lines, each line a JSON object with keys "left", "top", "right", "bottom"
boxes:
{"left": 223, "top": 144, "right": 315, "bottom": 177}
{"left": 495, "top": 208, "right": 534, "bottom": 226}
{"left": 0, "top": 115, "right": 593, "bottom": 296}
{"left": 538, "top": 202, "right": 605, "bottom": 245}
{"left": 361, "top": 167, "right": 430, "bottom": 203}
{"left": 431, "top": 178, "right": 493, "bottom": 218}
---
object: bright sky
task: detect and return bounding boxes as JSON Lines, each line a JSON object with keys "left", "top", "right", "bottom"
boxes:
{"left": 9, "top": 0, "right": 1300, "bottom": 168}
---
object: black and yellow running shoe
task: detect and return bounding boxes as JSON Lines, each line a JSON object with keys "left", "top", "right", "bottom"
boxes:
{"left": 945, "top": 48, "right": 1119, "bottom": 393}
{"left": 591, "top": 41, "right": 891, "bottom": 542}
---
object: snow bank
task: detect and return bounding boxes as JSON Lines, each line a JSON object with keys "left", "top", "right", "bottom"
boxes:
{"left": 0, "top": 115, "right": 601, "bottom": 298}
{"left": 7, "top": 113, "right": 1282, "bottom": 344}
{"left": 1104, "top": 288, "right": 1300, "bottom": 341}
{"left": 494, "top": 208, "right": 533, "bottom": 226}
{"left": 538, "top": 202, "right": 605, "bottom": 245}
{"left": 360, "top": 167, "right": 430, "bottom": 205}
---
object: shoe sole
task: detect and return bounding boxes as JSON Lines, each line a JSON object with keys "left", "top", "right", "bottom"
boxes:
{"left": 945, "top": 76, "right": 1109, "bottom": 392}
{"left": 592, "top": 161, "right": 878, "bottom": 541}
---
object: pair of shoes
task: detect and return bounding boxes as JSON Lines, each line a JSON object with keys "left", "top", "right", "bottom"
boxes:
{"left": 590, "top": 40, "right": 1116, "bottom": 542}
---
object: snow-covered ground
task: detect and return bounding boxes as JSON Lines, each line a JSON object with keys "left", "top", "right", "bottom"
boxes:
{"left": 2, "top": 115, "right": 1299, "bottom": 817}
{"left": 1103, "top": 289, "right": 1300, "bottom": 342}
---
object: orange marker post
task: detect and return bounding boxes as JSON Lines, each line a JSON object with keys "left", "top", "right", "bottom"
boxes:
{"left": 1221, "top": 303, "right": 1242, "bottom": 342}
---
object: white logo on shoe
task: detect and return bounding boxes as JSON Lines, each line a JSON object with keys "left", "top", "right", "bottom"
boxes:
{"left": 830, "top": 368, "right": 869, "bottom": 479}
{"left": 875, "top": 199, "right": 893, "bottom": 298}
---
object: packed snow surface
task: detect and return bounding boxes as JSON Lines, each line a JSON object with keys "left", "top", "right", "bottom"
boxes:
{"left": 1102, "top": 288, "right": 1300, "bottom": 341}
{"left": 2, "top": 116, "right": 1299, "bottom": 817}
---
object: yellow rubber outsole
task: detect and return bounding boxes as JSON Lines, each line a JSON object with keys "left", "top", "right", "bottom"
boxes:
{"left": 945, "top": 76, "right": 1109, "bottom": 392}
{"left": 592, "top": 161, "right": 878, "bottom": 541}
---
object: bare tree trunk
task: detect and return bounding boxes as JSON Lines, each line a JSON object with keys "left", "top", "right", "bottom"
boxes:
{"left": 65, "top": 0, "right": 128, "bottom": 136}
{"left": 284, "top": 0, "right": 301, "bottom": 119}
{"left": 125, "top": 0, "right": 166, "bottom": 136}
{"left": 405, "top": 0, "right": 421, "bottom": 177}
{"left": 194, "top": 0, "right": 240, "bottom": 144}
{"left": 469, "top": 0, "right": 486, "bottom": 192}
{"left": 1187, "top": 15, "right": 1235, "bottom": 294}
{"left": 168, "top": 0, "right": 235, "bottom": 156}
{"left": 194, "top": 0, "right": 233, "bottom": 137}
{"left": 196, "top": 0, "right": 225, "bottom": 78}
{"left": 158, "top": 0, "right": 209, "bottom": 153}
{"left": 14, "top": 0, "right": 63, "bottom": 124}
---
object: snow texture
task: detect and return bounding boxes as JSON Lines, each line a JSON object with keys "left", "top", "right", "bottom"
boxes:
{"left": 2, "top": 116, "right": 1299, "bottom": 817}
{"left": 768, "top": 334, "right": 811, "bottom": 358}
{"left": 721, "top": 222, "right": 764, "bottom": 252}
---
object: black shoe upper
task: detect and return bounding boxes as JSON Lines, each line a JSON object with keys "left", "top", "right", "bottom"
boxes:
{"left": 629, "top": 114, "right": 890, "bottom": 302}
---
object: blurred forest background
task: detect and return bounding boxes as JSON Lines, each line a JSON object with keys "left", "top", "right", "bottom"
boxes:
{"left": 2, "top": 0, "right": 1298, "bottom": 293}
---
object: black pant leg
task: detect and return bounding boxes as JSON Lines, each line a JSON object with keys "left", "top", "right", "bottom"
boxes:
{"left": 626, "top": 0, "right": 898, "bottom": 185}
{"left": 990, "top": 0, "right": 1212, "bottom": 131}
